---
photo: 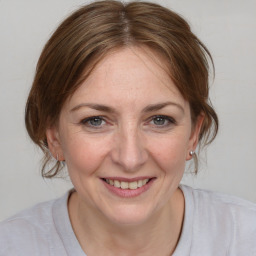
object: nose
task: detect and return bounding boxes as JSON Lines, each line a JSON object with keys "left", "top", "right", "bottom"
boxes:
{"left": 111, "top": 126, "right": 148, "bottom": 172}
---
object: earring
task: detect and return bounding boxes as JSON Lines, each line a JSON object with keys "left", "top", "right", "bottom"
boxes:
{"left": 56, "top": 153, "right": 65, "bottom": 166}
{"left": 189, "top": 151, "right": 195, "bottom": 156}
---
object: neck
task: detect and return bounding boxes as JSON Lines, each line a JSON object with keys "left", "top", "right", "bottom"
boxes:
{"left": 68, "top": 188, "right": 184, "bottom": 256}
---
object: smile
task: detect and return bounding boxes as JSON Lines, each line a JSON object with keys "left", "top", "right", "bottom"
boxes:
{"left": 103, "top": 178, "right": 150, "bottom": 190}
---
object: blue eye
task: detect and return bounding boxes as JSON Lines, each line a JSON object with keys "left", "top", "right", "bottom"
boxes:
{"left": 81, "top": 116, "right": 105, "bottom": 127}
{"left": 153, "top": 116, "right": 167, "bottom": 125}
{"left": 89, "top": 117, "right": 103, "bottom": 126}
{"left": 151, "top": 115, "right": 175, "bottom": 127}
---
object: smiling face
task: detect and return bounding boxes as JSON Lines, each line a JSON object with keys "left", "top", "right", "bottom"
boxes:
{"left": 46, "top": 46, "right": 202, "bottom": 225}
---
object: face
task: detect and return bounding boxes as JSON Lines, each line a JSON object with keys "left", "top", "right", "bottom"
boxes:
{"left": 47, "top": 46, "right": 202, "bottom": 225}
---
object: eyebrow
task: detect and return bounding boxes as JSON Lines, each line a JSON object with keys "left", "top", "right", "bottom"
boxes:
{"left": 70, "top": 101, "right": 184, "bottom": 113}
{"left": 142, "top": 102, "right": 184, "bottom": 113}
{"left": 70, "top": 103, "right": 116, "bottom": 113}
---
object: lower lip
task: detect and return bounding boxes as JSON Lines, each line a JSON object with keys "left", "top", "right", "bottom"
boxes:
{"left": 101, "top": 179, "right": 155, "bottom": 198}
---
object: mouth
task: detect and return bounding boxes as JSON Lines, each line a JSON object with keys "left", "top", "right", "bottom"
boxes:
{"left": 101, "top": 177, "right": 154, "bottom": 190}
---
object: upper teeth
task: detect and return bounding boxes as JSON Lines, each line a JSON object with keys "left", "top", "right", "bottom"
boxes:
{"left": 105, "top": 179, "right": 149, "bottom": 190}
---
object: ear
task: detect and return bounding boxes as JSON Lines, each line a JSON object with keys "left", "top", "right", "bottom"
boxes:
{"left": 186, "top": 113, "right": 204, "bottom": 161}
{"left": 46, "top": 126, "right": 65, "bottom": 161}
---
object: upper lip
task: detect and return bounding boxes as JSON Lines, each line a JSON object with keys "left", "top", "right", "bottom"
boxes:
{"left": 101, "top": 176, "right": 155, "bottom": 182}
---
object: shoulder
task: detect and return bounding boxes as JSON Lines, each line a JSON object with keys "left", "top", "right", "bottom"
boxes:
{"left": 183, "top": 184, "right": 256, "bottom": 207}
{"left": 0, "top": 192, "right": 70, "bottom": 256}
{"left": 180, "top": 185, "right": 256, "bottom": 254}
{"left": 185, "top": 185, "right": 256, "bottom": 218}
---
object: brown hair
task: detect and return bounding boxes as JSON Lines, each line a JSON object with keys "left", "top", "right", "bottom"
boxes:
{"left": 25, "top": 0, "right": 218, "bottom": 178}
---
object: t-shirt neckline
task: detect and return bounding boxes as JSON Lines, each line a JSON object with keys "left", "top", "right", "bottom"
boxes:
{"left": 52, "top": 184, "right": 193, "bottom": 256}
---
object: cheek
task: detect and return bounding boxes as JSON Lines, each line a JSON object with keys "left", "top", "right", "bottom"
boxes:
{"left": 149, "top": 134, "right": 189, "bottom": 174}
{"left": 61, "top": 135, "right": 110, "bottom": 177}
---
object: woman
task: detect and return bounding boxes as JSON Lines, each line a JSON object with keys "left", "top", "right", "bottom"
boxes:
{"left": 0, "top": 1, "right": 255, "bottom": 255}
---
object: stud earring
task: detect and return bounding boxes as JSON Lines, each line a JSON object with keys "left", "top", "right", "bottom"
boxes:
{"left": 189, "top": 151, "right": 195, "bottom": 156}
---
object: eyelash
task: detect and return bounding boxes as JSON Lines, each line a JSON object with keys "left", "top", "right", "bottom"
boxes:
{"left": 80, "top": 116, "right": 106, "bottom": 128}
{"left": 148, "top": 115, "right": 176, "bottom": 127}
{"left": 80, "top": 115, "right": 176, "bottom": 129}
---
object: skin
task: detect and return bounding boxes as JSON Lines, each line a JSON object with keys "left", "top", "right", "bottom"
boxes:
{"left": 46, "top": 46, "right": 203, "bottom": 255}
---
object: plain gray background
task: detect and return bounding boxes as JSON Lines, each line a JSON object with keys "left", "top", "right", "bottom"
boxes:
{"left": 0, "top": 0, "right": 256, "bottom": 221}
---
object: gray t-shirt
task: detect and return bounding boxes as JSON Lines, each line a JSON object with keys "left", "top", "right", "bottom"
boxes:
{"left": 0, "top": 185, "right": 256, "bottom": 255}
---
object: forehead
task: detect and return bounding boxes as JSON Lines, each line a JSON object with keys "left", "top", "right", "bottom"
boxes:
{"left": 66, "top": 46, "right": 187, "bottom": 111}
